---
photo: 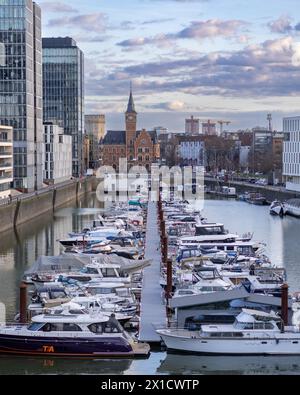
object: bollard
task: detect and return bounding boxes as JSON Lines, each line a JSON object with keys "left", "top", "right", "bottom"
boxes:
{"left": 162, "top": 235, "right": 168, "bottom": 263}
{"left": 281, "top": 283, "right": 289, "bottom": 327}
{"left": 19, "top": 282, "right": 27, "bottom": 324}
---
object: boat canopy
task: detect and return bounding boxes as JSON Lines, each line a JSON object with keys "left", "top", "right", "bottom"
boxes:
{"left": 24, "top": 254, "right": 151, "bottom": 276}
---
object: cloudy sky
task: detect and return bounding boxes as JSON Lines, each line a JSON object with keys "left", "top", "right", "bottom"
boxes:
{"left": 38, "top": 0, "right": 300, "bottom": 131}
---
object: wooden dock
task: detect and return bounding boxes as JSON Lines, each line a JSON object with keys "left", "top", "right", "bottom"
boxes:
{"left": 138, "top": 201, "right": 166, "bottom": 343}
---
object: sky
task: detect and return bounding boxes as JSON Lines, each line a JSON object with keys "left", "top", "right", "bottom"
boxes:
{"left": 38, "top": 0, "right": 300, "bottom": 131}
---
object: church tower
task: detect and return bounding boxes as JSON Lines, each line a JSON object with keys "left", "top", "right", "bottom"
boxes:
{"left": 125, "top": 85, "right": 137, "bottom": 162}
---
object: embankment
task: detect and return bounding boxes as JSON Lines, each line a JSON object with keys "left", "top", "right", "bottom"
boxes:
{"left": 205, "top": 178, "right": 300, "bottom": 202}
{"left": 0, "top": 178, "right": 92, "bottom": 234}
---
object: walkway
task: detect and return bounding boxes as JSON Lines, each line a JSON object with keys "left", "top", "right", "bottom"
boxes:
{"left": 139, "top": 201, "right": 166, "bottom": 343}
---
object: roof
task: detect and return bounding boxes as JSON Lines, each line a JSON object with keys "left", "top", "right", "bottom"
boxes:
{"left": 170, "top": 287, "right": 292, "bottom": 309}
{"left": 136, "top": 130, "right": 158, "bottom": 144}
{"left": 126, "top": 89, "right": 136, "bottom": 113}
{"left": 102, "top": 130, "right": 126, "bottom": 145}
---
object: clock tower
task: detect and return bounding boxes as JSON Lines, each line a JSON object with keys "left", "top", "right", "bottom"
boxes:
{"left": 125, "top": 85, "right": 137, "bottom": 162}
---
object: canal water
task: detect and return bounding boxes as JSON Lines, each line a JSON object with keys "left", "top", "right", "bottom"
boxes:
{"left": 1, "top": 194, "right": 300, "bottom": 374}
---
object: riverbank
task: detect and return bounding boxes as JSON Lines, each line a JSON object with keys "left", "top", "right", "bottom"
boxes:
{"left": 0, "top": 178, "right": 93, "bottom": 234}
{"left": 205, "top": 177, "right": 300, "bottom": 203}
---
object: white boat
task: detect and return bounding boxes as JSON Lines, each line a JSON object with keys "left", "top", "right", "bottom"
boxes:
{"left": 284, "top": 199, "right": 300, "bottom": 218}
{"left": 157, "top": 309, "right": 300, "bottom": 355}
{"left": 270, "top": 201, "right": 287, "bottom": 216}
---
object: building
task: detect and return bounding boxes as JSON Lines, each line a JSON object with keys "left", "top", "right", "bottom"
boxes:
{"left": 0, "top": 125, "right": 13, "bottom": 199}
{"left": 42, "top": 37, "right": 84, "bottom": 177}
{"left": 43, "top": 122, "right": 72, "bottom": 185}
{"left": 83, "top": 134, "right": 90, "bottom": 174}
{"left": 178, "top": 135, "right": 205, "bottom": 166}
{"left": 283, "top": 116, "right": 300, "bottom": 191}
{"left": 100, "top": 89, "right": 160, "bottom": 171}
{"left": 202, "top": 120, "right": 217, "bottom": 136}
{"left": 250, "top": 127, "right": 273, "bottom": 174}
{"left": 85, "top": 115, "right": 105, "bottom": 169}
{"left": 272, "top": 132, "right": 284, "bottom": 184}
{"left": 0, "top": 0, "right": 43, "bottom": 192}
{"left": 239, "top": 145, "right": 251, "bottom": 170}
{"left": 185, "top": 116, "right": 200, "bottom": 135}
{"left": 153, "top": 126, "right": 168, "bottom": 137}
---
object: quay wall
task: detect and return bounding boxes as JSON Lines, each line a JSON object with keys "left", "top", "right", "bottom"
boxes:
{"left": 205, "top": 178, "right": 300, "bottom": 202}
{"left": 0, "top": 179, "right": 92, "bottom": 234}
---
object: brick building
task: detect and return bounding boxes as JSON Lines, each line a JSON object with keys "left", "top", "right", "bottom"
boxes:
{"left": 100, "top": 89, "right": 160, "bottom": 170}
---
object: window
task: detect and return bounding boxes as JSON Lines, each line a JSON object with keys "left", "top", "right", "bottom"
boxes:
{"left": 88, "top": 323, "right": 103, "bottom": 334}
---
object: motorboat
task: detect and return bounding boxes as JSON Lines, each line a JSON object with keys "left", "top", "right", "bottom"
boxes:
{"left": 0, "top": 311, "right": 150, "bottom": 358}
{"left": 284, "top": 199, "right": 300, "bottom": 218}
{"left": 157, "top": 309, "right": 300, "bottom": 355}
{"left": 270, "top": 201, "right": 287, "bottom": 217}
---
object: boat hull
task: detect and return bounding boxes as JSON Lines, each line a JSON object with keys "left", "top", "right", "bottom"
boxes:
{"left": 157, "top": 331, "right": 300, "bottom": 355}
{"left": 0, "top": 334, "right": 137, "bottom": 358}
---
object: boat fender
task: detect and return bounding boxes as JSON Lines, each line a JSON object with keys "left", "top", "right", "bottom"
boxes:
{"left": 276, "top": 339, "right": 279, "bottom": 344}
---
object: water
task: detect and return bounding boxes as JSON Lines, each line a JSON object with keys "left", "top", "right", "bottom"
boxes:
{"left": 1, "top": 194, "right": 300, "bottom": 374}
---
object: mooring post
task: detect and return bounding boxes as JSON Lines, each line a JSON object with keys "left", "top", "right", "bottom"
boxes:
{"left": 19, "top": 282, "right": 27, "bottom": 324}
{"left": 281, "top": 283, "right": 289, "bottom": 326}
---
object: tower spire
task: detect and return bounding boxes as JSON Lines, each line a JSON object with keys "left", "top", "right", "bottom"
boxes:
{"left": 126, "top": 82, "right": 136, "bottom": 113}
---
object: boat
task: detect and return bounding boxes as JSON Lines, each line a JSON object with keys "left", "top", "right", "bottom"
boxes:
{"left": 270, "top": 201, "right": 287, "bottom": 217}
{"left": 284, "top": 199, "right": 300, "bottom": 218}
{"left": 0, "top": 311, "right": 150, "bottom": 358}
{"left": 157, "top": 309, "right": 300, "bottom": 355}
{"left": 238, "top": 192, "right": 268, "bottom": 206}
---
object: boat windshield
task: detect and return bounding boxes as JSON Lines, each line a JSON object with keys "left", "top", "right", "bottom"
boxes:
{"left": 27, "top": 322, "right": 45, "bottom": 331}
{"left": 235, "top": 321, "right": 275, "bottom": 330}
{"left": 196, "top": 226, "right": 226, "bottom": 236}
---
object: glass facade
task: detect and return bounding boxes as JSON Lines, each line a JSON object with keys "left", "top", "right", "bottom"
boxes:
{"left": 42, "top": 38, "right": 84, "bottom": 177}
{"left": 0, "top": 0, "right": 43, "bottom": 191}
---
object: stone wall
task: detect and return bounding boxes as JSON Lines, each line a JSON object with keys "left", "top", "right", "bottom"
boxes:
{"left": 0, "top": 179, "right": 92, "bottom": 235}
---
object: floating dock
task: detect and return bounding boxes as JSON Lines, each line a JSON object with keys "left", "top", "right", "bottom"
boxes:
{"left": 138, "top": 201, "right": 166, "bottom": 343}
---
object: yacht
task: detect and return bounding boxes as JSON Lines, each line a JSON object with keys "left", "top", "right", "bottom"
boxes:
{"left": 0, "top": 311, "right": 150, "bottom": 358}
{"left": 270, "top": 201, "right": 287, "bottom": 217}
{"left": 157, "top": 309, "right": 300, "bottom": 355}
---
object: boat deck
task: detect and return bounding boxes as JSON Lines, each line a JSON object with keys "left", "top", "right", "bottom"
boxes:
{"left": 138, "top": 201, "right": 166, "bottom": 343}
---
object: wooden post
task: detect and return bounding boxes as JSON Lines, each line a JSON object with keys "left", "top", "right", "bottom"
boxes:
{"left": 166, "top": 259, "right": 173, "bottom": 327}
{"left": 19, "top": 282, "right": 27, "bottom": 324}
{"left": 281, "top": 283, "right": 289, "bottom": 326}
{"left": 162, "top": 235, "right": 168, "bottom": 263}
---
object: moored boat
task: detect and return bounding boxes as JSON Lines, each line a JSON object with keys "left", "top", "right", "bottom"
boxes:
{"left": 157, "top": 309, "right": 300, "bottom": 355}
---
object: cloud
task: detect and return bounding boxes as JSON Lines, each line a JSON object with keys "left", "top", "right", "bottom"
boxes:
{"left": 40, "top": 1, "right": 78, "bottom": 13}
{"left": 86, "top": 36, "right": 300, "bottom": 100}
{"left": 268, "top": 15, "right": 293, "bottom": 34}
{"left": 150, "top": 101, "right": 186, "bottom": 111}
{"left": 118, "top": 19, "right": 247, "bottom": 47}
{"left": 48, "top": 13, "right": 108, "bottom": 33}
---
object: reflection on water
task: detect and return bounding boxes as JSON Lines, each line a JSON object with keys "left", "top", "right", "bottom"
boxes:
{"left": 0, "top": 356, "right": 133, "bottom": 375}
{"left": 1, "top": 196, "right": 300, "bottom": 374}
{"left": 0, "top": 193, "right": 105, "bottom": 319}
{"left": 158, "top": 353, "right": 300, "bottom": 375}
{"left": 201, "top": 198, "right": 300, "bottom": 292}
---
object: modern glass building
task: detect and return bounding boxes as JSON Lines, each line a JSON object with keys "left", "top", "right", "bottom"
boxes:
{"left": 0, "top": 0, "right": 43, "bottom": 191}
{"left": 42, "top": 37, "right": 84, "bottom": 177}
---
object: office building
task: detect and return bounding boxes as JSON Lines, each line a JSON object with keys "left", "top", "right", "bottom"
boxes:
{"left": 42, "top": 37, "right": 84, "bottom": 177}
{"left": 85, "top": 115, "right": 105, "bottom": 169}
{"left": 0, "top": 125, "right": 13, "bottom": 199}
{"left": 283, "top": 117, "right": 300, "bottom": 192}
{"left": 43, "top": 122, "right": 72, "bottom": 184}
{"left": 0, "top": 0, "right": 43, "bottom": 191}
{"left": 177, "top": 135, "right": 205, "bottom": 166}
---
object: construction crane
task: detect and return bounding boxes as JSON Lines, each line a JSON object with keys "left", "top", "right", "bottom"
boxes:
{"left": 198, "top": 119, "right": 232, "bottom": 135}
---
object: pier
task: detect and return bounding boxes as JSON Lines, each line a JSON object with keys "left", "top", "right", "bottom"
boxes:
{"left": 139, "top": 200, "right": 166, "bottom": 343}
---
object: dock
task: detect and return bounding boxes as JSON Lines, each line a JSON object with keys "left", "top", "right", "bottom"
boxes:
{"left": 138, "top": 201, "right": 166, "bottom": 343}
